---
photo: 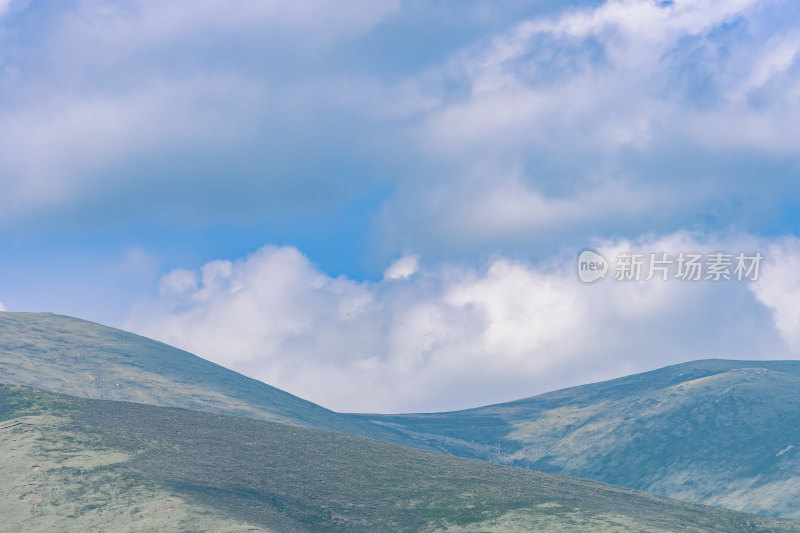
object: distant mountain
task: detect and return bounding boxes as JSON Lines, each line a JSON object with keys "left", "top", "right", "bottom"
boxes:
{"left": 0, "top": 312, "right": 414, "bottom": 447}
{"left": 2, "top": 383, "right": 796, "bottom": 533}
{"left": 353, "top": 359, "right": 800, "bottom": 518}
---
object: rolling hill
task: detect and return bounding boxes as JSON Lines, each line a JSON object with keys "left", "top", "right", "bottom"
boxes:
{"left": 354, "top": 359, "right": 800, "bottom": 518}
{"left": 4, "top": 311, "right": 800, "bottom": 522}
{"left": 0, "top": 311, "right": 415, "bottom": 447}
{"left": 2, "top": 383, "right": 798, "bottom": 532}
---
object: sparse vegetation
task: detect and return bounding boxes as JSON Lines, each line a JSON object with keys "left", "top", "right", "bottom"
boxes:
{"left": 2, "top": 384, "right": 799, "bottom": 532}
{"left": 4, "top": 313, "right": 800, "bottom": 529}
{"left": 356, "top": 360, "right": 800, "bottom": 518}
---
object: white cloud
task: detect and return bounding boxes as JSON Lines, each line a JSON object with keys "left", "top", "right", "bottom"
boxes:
{"left": 0, "top": 301, "right": 6, "bottom": 312}
{"left": 127, "top": 234, "right": 788, "bottom": 413}
{"left": 384, "top": 255, "right": 419, "bottom": 280}
{"left": 1, "top": 0, "right": 799, "bottom": 258}
{"left": 0, "top": 0, "right": 399, "bottom": 226}
{"left": 423, "top": 0, "right": 752, "bottom": 155}
{"left": 0, "top": 75, "right": 264, "bottom": 221}
{"left": 750, "top": 238, "right": 800, "bottom": 352}
{"left": 374, "top": 0, "right": 800, "bottom": 255}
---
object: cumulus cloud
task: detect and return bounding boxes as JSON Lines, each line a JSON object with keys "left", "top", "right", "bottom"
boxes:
{"left": 422, "top": 0, "right": 787, "bottom": 156}
{"left": 750, "top": 238, "right": 800, "bottom": 352}
{"left": 127, "top": 234, "right": 788, "bottom": 413}
{"left": 383, "top": 255, "right": 419, "bottom": 280}
{"left": 375, "top": 0, "right": 800, "bottom": 258}
{"left": 0, "top": 301, "right": 6, "bottom": 311}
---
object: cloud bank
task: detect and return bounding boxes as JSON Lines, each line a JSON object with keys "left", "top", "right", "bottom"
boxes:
{"left": 128, "top": 233, "right": 793, "bottom": 413}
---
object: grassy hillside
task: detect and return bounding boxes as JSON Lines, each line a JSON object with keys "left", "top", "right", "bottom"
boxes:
{"left": 4, "top": 312, "right": 800, "bottom": 521}
{"left": 0, "top": 312, "right": 414, "bottom": 447}
{"left": 354, "top": 360, "right": 800, "bottom": 518}
{"left": 2, "top": 384, "right": 798, "bottom": 532}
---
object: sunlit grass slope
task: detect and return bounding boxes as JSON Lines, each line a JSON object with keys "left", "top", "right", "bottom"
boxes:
{"left": 355, "top": 360, "right": 800, "bottom": 518}
{"left": 0, "top": 311, "right": 413, "bottom": 446}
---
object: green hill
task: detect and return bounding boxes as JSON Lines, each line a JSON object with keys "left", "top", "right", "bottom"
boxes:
{"left": 2, "top": 383, "right": 797, "bottom": 532}
{"left": 354, "top": 360, "right": 800, "bottom": 518}
{"left": 4, "top": 312, "right": 800, "bottom": 522}
{"left": 0, "top": 312, "right": 413, "bottom": 447}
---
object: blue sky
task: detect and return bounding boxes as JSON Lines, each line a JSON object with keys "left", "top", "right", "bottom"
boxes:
{"left": 2, "top": 0, "right": 800, "bottom": 411}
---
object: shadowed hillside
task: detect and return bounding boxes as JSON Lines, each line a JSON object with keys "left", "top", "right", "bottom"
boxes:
{"left": 2, "top": 383, "right": 798, "bottom": 533}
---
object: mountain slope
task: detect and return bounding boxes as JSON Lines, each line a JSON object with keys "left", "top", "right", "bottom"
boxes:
{"left": 5, "top": 312, "right": 800, "bottom": 520}
{"left": 2, "top": 383, "right": 798, "bottom": 533}
{"left": 353, "top": 359, "right": 800, "bottom": 518}
{"left": 0, "top": 312, "right": 413, "bottom": 446}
